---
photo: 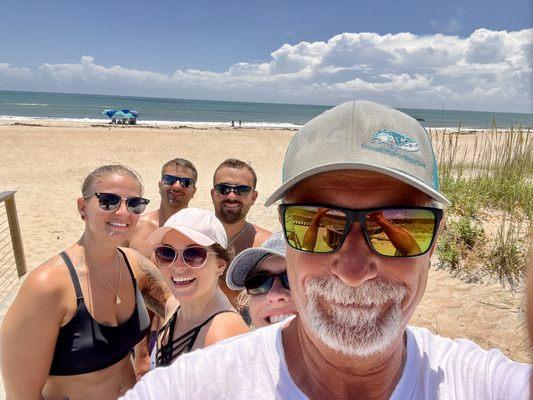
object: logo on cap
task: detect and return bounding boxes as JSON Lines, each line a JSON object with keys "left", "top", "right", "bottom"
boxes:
{"left": 370, "top": 130, "right": 420, "bottom": 152}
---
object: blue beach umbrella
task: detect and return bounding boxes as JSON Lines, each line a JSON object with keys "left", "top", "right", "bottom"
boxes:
{"left": 102, "top": 109, "right": 140, "bottom": 119}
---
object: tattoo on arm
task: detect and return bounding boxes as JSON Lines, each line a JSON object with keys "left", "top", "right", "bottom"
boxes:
{"left": 137, "top": 256, "right": 171, "bottom": 318}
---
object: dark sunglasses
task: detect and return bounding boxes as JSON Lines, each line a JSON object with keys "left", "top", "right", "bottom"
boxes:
{"left": 154, "top": 245, "right": 213, "bottom": 268}
{"left": 279, "top": 204, "right": 443, "bottom": 257}
{"left": 84, "top": 192, "right": 150, "bottom": 215}
{"left": 214, "top": 183, "right": 254, "bottom": 196}
{"left": 244, "top": 272, "right": 290, "bottom": 295}
{"left": 161, "top": 174, "right": 195, "bottom": 188}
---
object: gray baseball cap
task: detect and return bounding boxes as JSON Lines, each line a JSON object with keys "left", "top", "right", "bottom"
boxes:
{"left": 226, "top": 231, "right": 286, "bottom": 291}
{"left": 265, "top": 100, "right": 450, "bottom": 207}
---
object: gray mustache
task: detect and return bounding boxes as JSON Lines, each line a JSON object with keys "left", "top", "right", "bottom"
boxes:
{"left": 305, "top": 276, "right": 407, "bottom": 307}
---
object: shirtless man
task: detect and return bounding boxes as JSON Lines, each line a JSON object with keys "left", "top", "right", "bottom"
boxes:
{"left": 211, "top": 159, "right": 271, "bottom": 304}
{"left": 127, "top": 158, "right": 197, "bottom": 377}
{"left": 126, "top": 158, "right": 197, "bottom": 257}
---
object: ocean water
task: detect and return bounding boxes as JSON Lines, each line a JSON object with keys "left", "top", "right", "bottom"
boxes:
{"left": 0, "top": 90, "right": 532, "bottom": 129}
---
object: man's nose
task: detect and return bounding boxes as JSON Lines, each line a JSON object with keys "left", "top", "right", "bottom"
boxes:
{"left": 328, "top": 223, "right": 378, "bottom": 287}
{"left": 172, "top": 180, "right": 183, "bottom": 189}
{"left": 226, "top": 190, "right": 238, "bottom": 200}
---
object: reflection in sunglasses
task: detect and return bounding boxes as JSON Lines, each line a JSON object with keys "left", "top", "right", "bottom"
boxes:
{"left": 281, "top": 204, "right": 442, "bottom": 257}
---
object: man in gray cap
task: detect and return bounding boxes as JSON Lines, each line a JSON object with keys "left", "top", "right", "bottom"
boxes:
{"left": 122, "top": 101, "right": 530, "bottom": 399}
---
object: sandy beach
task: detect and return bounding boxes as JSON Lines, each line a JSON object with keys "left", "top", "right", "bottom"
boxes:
{"left": 0, "top": 119, "right": 529, "bottom": 364}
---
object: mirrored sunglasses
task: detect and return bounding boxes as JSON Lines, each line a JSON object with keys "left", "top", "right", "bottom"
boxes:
{"left": 154, "top": 245, "right": 212, "bottom": 268}
{"left": 214, "top": 183, "right": 253, "bottom": 196}
{"left": 244, "top": 272, "right": 290, "bottom": 295}
{"left": 279, "top": 204, "right": 443, "bottom": 257}
{"left": 84, "top": 192, "right": 149, "bottom": 215}
{"left": 161, "top": 174, "right": 195, "bottom": 188}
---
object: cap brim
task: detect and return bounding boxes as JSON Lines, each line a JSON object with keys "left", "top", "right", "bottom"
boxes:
{"left": 226, "top": 248, "right": 285, "bottom": 291}
{"left": 147, "top": 226, "right": 216, "bottom": 247}
{"left": 264, "top": 162, "right": 451, "bottom": 207}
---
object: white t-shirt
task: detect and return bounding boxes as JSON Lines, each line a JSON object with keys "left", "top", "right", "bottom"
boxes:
{"left": 121, "top": 322, "right": 531, "bottom": 399}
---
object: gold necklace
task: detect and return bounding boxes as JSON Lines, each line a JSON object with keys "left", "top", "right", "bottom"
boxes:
{"left": 86, "top": 250, "right": 123, "bottom": 305}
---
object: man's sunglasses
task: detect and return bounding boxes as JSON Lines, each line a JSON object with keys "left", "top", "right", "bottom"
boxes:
{"left": 244, "top": 272, "right": 290, "bottom": 295}
{"left": 84, "top": 192, "right": 150, "bottom": 215}
{"left": 161, "top": 174, "right": 195, "bottom": 188}
{"left": 279, "top": 204, "right": 443, "bottom": 257}
{"left": 214, "top": 183, "right": 254, "bottom": 196}
{"left": 154, "top": 245, "right": 213, "bottom": 268}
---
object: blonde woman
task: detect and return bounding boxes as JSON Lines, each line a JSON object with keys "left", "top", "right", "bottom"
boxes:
{"left": 1, "top": 165, "right": 172, "bottom": 400}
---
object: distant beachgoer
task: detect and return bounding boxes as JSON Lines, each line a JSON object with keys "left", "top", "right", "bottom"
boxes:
{"left": 238, "top": 120, "right": 242, "bottom": 128}
{"left": 231, "top": 120, "right": 235, "bottom": 127}
{"left": 148, "top": 208, "right": 248, "bottom": 367}
{"left": 211, "top": 159, "right": 272, "bottom": 306}
{"left": 124, "top": 158, "right": 197, "bottom": 378}
{"left": 0, "top": 165, "right": 173, "bottom": 400}
{"left": 227, "top": 232, "right": 296, "bottom": 328}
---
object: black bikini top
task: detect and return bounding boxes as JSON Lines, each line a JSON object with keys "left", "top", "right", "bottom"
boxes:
{"left": 155, "top": 307, "right": 237, "bottom": 367}
{"left": 49, "top": 248, "right": 150, "bottom": 376}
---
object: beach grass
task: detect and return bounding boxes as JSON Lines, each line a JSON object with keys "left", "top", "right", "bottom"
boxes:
{"left": 432, "top": 124, "right": 532, "bottom": 287}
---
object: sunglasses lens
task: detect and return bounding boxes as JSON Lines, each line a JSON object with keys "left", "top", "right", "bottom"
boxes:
{"left": 182, "top": 247, "right": 208, "bottom": 268}
{"left": 126, "top": 197, "right": 148, "bottom": 214}
{"left": 97, "top": 193, "right": 121, "bottom": 212}
{"left": 214, "top": 184, "right": 230, "bottom": 195}
{"left": 281, "top": 272, "right": 290, "bottom": 290}
{"left": 161, "top": 175, "right": 177, "bottom": 185}
{"left": 155, "top": 246, "right": 176, "bottom": 266}
{"left": 365, "top": 209, "right": 436, "bottom": 256}
{"left": 245, "top": 274, "right": 274, "bottom": 295}
{"left": 235, "top": 185, "right": 252, "bottom": 195}
{"left": 179, "top": 178, "right": 193, "bottom": 188}
{"left": 283, "top": 205, "right": 347, "bottom": 253}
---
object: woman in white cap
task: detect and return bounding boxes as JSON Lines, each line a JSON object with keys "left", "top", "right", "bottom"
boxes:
{"left": 148, "top": 207, "right": 249, "bottom": 367}
{"left": 226, "top": 232, "right": 297, "bottom": 328}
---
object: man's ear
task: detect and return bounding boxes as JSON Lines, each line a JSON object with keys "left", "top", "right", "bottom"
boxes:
{"left": 251, "top": 190, "right": 258, "bottom": 205}
{"left": 210, "top": 188, "right": 216, "bottom": 203}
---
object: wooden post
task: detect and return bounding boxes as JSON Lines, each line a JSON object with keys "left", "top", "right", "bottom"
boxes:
{"left": 0, "top": 191, "right": 26, "bottom": 277}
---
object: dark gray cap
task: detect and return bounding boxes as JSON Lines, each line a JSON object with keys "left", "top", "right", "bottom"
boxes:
{"left": 265, "top": 100, "right": 450, "bottom": 207}
{"left": 226, "top": 232, "right": 286, "bottom": 291}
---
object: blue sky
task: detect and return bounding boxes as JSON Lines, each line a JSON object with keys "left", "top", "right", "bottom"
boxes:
{"left": 0, "top": 0, "right": 531, "bottom": 111}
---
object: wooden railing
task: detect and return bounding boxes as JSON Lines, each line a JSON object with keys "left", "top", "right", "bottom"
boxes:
{"left": 0, "top": 192, "right": 26, "bottom": 298}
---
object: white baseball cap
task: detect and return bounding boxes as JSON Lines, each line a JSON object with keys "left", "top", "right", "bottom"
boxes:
{"left": 265, "top": 100, "right": 450, "bottom": 207}
{"left": 147, "top": 208, "right": 228, "bottom": 248}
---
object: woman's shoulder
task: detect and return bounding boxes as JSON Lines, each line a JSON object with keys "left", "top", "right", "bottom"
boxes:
{"left": 204, "top": 309, "right": 249, "bottom": 345}
{"left": 9, "top": 251, "right": 75, "bottom": 318}
{"left": 25, "top": 251, "right": 75, "bottom": 294}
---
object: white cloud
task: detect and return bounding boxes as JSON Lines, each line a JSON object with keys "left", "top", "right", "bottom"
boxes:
{"left": 0, "top": 28, "right": 531, "bottom": 112}
{"left": 0, "top": 63, "right": 33, "bottom": 79}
